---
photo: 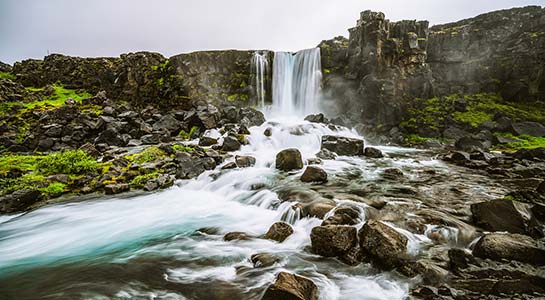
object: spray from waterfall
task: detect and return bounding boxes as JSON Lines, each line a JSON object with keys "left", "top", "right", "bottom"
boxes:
{"left": 272, "top": 48, "right": 322, "bottom": 117}
{"left": 251, "top": 51, "right": 269, "bottom": 107}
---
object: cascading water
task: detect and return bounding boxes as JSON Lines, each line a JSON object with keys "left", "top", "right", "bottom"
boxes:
{"left": 251, "top": 51, "right": 269, "bottom": 107}
{"left": 272, "top": 48, "right": 322, "bottom": 116}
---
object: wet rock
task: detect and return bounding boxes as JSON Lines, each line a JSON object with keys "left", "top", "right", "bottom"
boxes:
{"left": 143, "top": 174, "right": 174, "bottom": 191}
{"left": 104, "top": 184, "right": 130, "bottom": 195}
{"left": 512, "top": 147, "right": 545, "bottom": 161}
{"left": 304, "top": 113, "right": 329, "bottom": 124}
{"left": 239, "top": 107, "right": 266, "bottom": 128}
{"left": 471, "top": 199, "right": 527, "bottom": 234}
{"left": 300, "top": 166, "right": 327, "bottom": 183}
{"left": 306, "top": 158, "right": 322, "bottom": 165}
{"left": 300, "top": 199, "right": 336, "bottom": 218}
{"left": 402, "top": 259, "right": 449, "bottom": 285}
{"left": 221, "top": 136, "right": 241, "bottom": 151}
{"left": 310, "top": 225, "right": 358, "bottom": 257}
{"left": 510, "top": 121, "right": 545, "bottom": 137}
{"left": 358, "top": 220, "right": 408, "bottom": 269}
{"left": 198, "top": 136, "right": 217, "bottom": 147}
{"left": 264, "top": 222, "right": 294, "bottom": 242}
{"left": 221, "top": 162, "right": 237, "bottom": 170}
{"left": 223, "top": 231, "right": 253, "bottom": 241}
{"left": 322, "top": 206, "right": 361, "bottom": 226}
{"left": 235, "top": 155, "right": 256, "bottom": 168}
{"left": 250, "top": 253, "right": 281, "bottom": 268}
{"left": 45, "top": 174, "right": 69, "bottom": 184}
{"left": 315, "top": 148, "right": 337, "bottom": 160}
{"left": 0, "top": 189, "right": 42, "bottom": 213}
{"left": 455, "top": 136, "right": 489, "bottom": 152}
{"left": 264, "top": 127, "right": 272, "bottom": 137}
{"left": 195, "top": 104, "right": 221, "bottom": 129}
{"left": 321, "top": 135, "right": 364, "bottom": 156}
{"left": 363, "top": 147, "right": 384, "bottom": 158}
{"left": 261, "top": 272, "right": 317, "bottom": 300}
{"left": 473, "top": 233, "right": 545, "bottom": 265}
{"left": 381, "top": 168, "right": 404, "bottom": 180}
{"left": 175, "top": 153, "right": 216, "bottom": 179}
{"left": 276, "top": 148, "right": 303, "bottom": 171}
{"left": 448, "top": 248, "right": 477, "bottom": 271}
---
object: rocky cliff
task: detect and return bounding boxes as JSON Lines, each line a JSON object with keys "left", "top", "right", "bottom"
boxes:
{"left": 320, "top": 6, "right": 545, "bottom": 141}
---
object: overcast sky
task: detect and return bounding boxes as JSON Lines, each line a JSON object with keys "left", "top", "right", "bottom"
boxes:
{"left": 1, "top": 0, "right": 544, "bottom": 64}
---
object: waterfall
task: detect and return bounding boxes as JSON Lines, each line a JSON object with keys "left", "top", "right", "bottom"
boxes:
{"left": 251, "top": 51, "right": 269, "bottom": 107}
{"left": 272, "top": 48, "right": 322, "bottom": 116}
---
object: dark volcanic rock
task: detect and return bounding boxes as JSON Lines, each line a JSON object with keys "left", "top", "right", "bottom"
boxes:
{"left": 235, "top": 155, "right": 256, "bottom": 168}
{"left": 321, "top": 135, "right": 364, "bottom": 156}
{"left": 300, "top": 166, "right": 328, "bottom": 183}
{"left": 471, "top": 200, "right": 527, "bottom": 234}
{"left": 510, "top": 121, "right": 545, "bottom": 137}
{"left": 250, "top": 253, "right": 281, "bottom": 268}
{"left": 264, "top": 222, "right": 294, "bottom": 243}
{"left": 239, "top": 107, "right": 266, "bottom": 128}
{"left": 310, "top": 225, "right": 358, "bottom": 257}
{"left": 275, "top": 148, "right": 303, "bottom": 171}
{"left": 304, "top": 113, "right": 329, "bottom": 124}
{"left": 358, "top": 220, "right": 408, "bottom": 269}
{"left": 261, "top": 272, "right": 317, "bottom": 300}
{"left": 363, "top": 147, "right": 384, "bottom": 158}
{"left": 0, "top": 189, "right": 42, "bottom": 213}
{"left": 198, "top": 136, "right": 217, "bottom": 147}
{"left": 104, "top": 184, "right": 130, "bottom": 195}
{"left": 224, "top": 231, "right": 253, "bottom": 241}
{"left": 473, "top": 233, "right": 545, "bottom": 265}
{"left": 221, "top": 136, "right": 241, "bottom": 152}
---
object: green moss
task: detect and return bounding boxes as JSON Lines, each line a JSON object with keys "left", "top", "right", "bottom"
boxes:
{"left": 323, "top": 68, "right": 331, "bottom": 74}
{"left": 492, "top": 133, "right": 545, "bottom": 152}
{"left": 36, "top": 150, "right": 98, "bottom": 175}
{"left": 227, "top": 94, "right": 238, "bottom": 101}
{"left": 172, "top": 144, "right": 194, "bottom": 153}
{"left": 24, "top": 84, "right": 92, "bottom": 109}
{"left": 126, "top": 146, "right": 166, "bottom": 164}
{"left": 40, "top": 182, "right": 66, "bottom": 197}
{"left": 530, "top": 32, "right": 545, "bottom": 38}
{"left": 403, "top": 134, "right": 452, "bottom": 146}
{"left": 178, "top": 126, "right": 199, "bottom": 140}
{"left": 240, "top": 81, "right": 247, "bottom": 88}
{"left": 130, "top": 172, "right": 158, "bottom": 188}
{"left": 0, "top": 72, "right": 16, "bottom": 80}
{"left": 0, "top": 154, "right": 40, "bottom": 176}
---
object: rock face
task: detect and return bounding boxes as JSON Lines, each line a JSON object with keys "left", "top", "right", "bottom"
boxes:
{"left": 310, "top": 225, "right": 358, "bottom": 257}
{"left": 300, "top": 166, "right": 328, "bottom": 183}
{"left": 358, "top": 220, "right": 408, "bottom": 269}
{"left": 320, "top": 6, "right": 545, "bottom": 130}
{"left": 261, "top": 272, "right": 318, "bottom": 300}
{"left": 264, "top": 222, "right": 294, "bottom": 242}
{"left": 276, "top": 149, "right": 304, "bottom": 171}
{"left": 321, "top": 135, "right": 364, "bottom": 156}
{"left": 471, "top": 200, "right": 527, "bottom": 234}
{"left": 473, "top": 233, "right": 545, "bottom": 265}
{"left": 0, "top": 189, "right": 41, "bottom": 213}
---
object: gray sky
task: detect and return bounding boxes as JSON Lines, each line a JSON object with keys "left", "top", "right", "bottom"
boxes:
{"left": 1, "top": 0, "right": 544, "bottom": 64}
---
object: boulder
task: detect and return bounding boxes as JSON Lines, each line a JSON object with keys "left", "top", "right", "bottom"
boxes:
{"left": 300, "top": 199, "right": 336, "bottom": 218}
{"left": 196, "top": 104, "right": 221, "bottom": 129}
{"left": 381, "top": 168, "right": 404, "bottom": 180}
{"left": 104, "top": 184, "right": 130, "bottom": 195}
{"left": 315, "top": 148, "right": 337, "bottom": 160}
{"left": 322, "top": 206, "right": 361, "bottom": 226}
{"left": 300, "top": 166, "right": 327, "bottom": 183}
{"left": 152, "top": 115, "right": 180, "bottom": 133}
{"left": 276, "top": 148, "right": 303, "bottom": 171}
{"left": 175, "top": 153, "right": 216, "bottom": 179}
{"left": 0, "top": 189, "right": 42, "bottom": 213}
{"left": 443, "top": 126, "right": 469, "bottom": 140}
{"left": 95, "top": 128, "right": 126, "bottom": 146}
{"left": 239, "top": 107, "right": 266, "bottom": 128}
{"left": 513, "top": 147, "right": 545, "bottom": 161}
{"left": 471, "top": 200, "right": 527, "bottom": 234}
{"left": 364, "top": 147, "right": 384, "bottom": 158}
{"left": 221, "top": 162, "right": 237, "bottom": 170}
{"left": 251, "top": 253, "right": 281, "bottom": 268}
{"left": 261, "top": 272, "right": 317, "bottom": 300}
{"left": 455, "top": 136, "right": 489, "bottom": 152}
{"left": 358, "top": 220, "right": 408, "bottom": 269}
{"left": 264, "top": 127, "right": 272, "bottom": 137}
{"left": 221, "top": 136, "right": 241, "bottom": 151}
{"left": 264, "top": 222, "right": 294, "bottom": 242}
{"left": 198, "top": 136, "right": 217, "bottom": 147}
{"left": 79, "top": 143, "right": 100, "bottom": 158}
{"left": 310, "top": 225, "right": 358, "bottom": 257}
{"left": 224, "top": 231, "right": 253, "bottom": 241}
{"left": 143, "top": 174, "right": 174, "bottom": 191}
{"left": 235, "top": 155, "right": 256, "bottom": 168}
{"left": 473, "top": 233, "right": 545, "bottom": 265}
{"left": 304, "top": 113, "right": 329, "bottom": 124}
{"left": 321, "top": 135, "right": 364, "bottom": 156}
{"left": 510, "top": 121, "right": 545, "bottom": 137}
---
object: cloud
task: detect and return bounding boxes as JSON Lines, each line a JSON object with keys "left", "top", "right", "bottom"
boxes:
{"left": 0, "top": 0, "right": 543, "bottom": 63}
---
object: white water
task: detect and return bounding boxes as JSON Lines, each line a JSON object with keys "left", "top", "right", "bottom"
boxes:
{"left": 272, "top": 48, "right": 322, "bottom": 116}
{"left": 252, "top": 51, "right": 269, "bottom": 107}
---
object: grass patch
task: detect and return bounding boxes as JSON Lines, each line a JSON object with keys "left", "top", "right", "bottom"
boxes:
{"left": 178, "top": 126, "right": 199, "bottom": 140}
{"left": 0, "top": 154, "right": 40, "bottom": 175}
{"left": 0, "top": 72, "right": 16, "bottom": 80}
{"left": 23, "top": 84, "right": 92, "bottom": 109}
{"left": 40, "top": 182, "right": 66, "bottom": 197}
{"left": 172, "top": 144, "right": 194, "bottom": 153}
{"left": 492, "top": 133, "right": 545, "bottom": 152}
{"left": 130, "top": 172, "right": 158, "bottom": 188}
{"left": 36, "top": 150, "right": 98, "bottom": 176}
{"left": 126, "top": 146, "right": 167, "bottom": 164}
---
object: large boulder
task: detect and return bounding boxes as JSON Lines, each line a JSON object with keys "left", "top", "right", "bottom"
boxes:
{"left": 321, "top": 135, "right": 364, "bottom": 156}
{"left": 276, "top": 148, "right": 303, "bottom": 171}
{"left": 510, "top": 121, "right": 545, "bottom": 137}
{"left": 473, "top": 233, "right": 545, "bottom": 265}
{"left": 0, "top": 189, "right": 42, "bottom": 213}
{"left": 471, "top": 200, "right": 527, "bottom": 234}
{"left": 358, "top": 220, "right": 408, "bottom": 269}
{"left": 310, "top": 225, "right": 358, "bottom": 257}
{"left": 322, "top": 206, "right": 361, "bottom": 226}
{"left": 264, "top": 222, "right": 294, "bottom": 242}
{"left": 363, "top": 147, "right": 384, "bottom": 158}
{"left": 304, "top": 113, "right": 329, "bottom": 124}
{"left": 239, "top": 107, "right": 266, "bottom": 128}
{"left": 261, "top": 272, "right": 318, "bottom": 300}
{"left": 300, "top": 166, "right": 327, "bottom": 183}
{"left": 235, "top": 155, "right": 256, "bottom": 168}
{"left": 152, "top": 114, "right": 180, "bottom": 134}
{"left": 221, "top": 136, "right": 241, "bottom": 151}
{"left": 104, "top": 184, "right": 130, "bottom": 195}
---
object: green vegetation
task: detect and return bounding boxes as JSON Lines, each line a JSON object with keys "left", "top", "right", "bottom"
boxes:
{"left": 172, "top": 144, "right": 194, "bottom": 153}
{"left": 492, "top": 133, "right": 545, "bottom": 152}
{"left": 530, "top": 32, "right": 545, "bottom": 38}
{"left": 0, "top": 72, "right": 16, "bottom": 80}
{"left": 130, "top": 172, "right": 158, "bottom": 188}
{"left": 24, "top": 84, "right": 92, "bottom": 109}
{"left": 404, "top": 134, "right": 452, "bottom": 147}
{"left": 126, "top": 146, "right": 166, "bottom": 164}
{"left": 36, "top": 150, "right": 97, "bottom": 175}
{"left": 401, "top": 93, "right": 545, "bottom": 133}
{"left": 40, "top": 182, "right": 66, "bottom": 197}
{"left": 227, "top": 93, "right": 249, "bottom": 101}
{"left": 178, "top": 126, "right": 199, "bottom": 140}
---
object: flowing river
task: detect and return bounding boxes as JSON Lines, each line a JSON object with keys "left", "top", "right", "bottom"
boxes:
{"left": 0, "top": 49, "right": 505, "bottom": 300}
